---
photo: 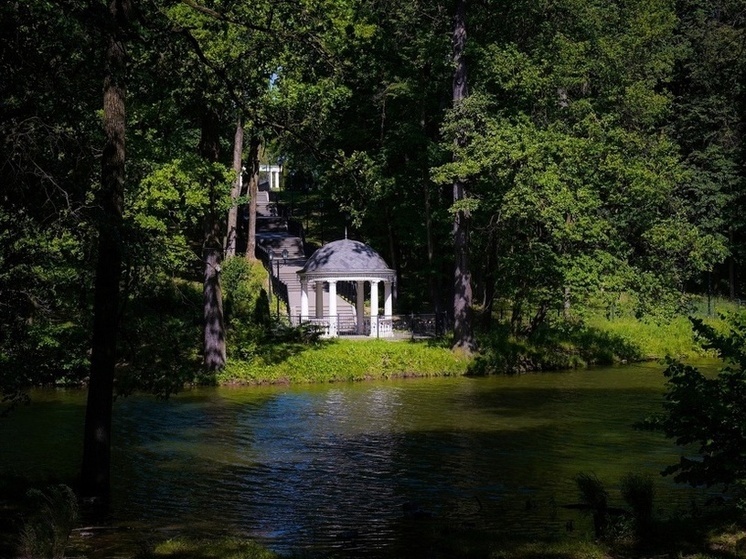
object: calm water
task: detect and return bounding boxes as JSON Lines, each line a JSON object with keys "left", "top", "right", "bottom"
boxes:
{"left": 0, "top": 361, "right": 721, "bottom": 557}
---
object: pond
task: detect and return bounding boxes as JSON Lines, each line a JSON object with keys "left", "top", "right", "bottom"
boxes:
{"left": 0, "top": 360, "right": 721, "bottom": 558}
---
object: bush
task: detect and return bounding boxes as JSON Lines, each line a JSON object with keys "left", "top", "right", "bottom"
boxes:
{"left": 640, "top": 313, "right": 746, "bottom": 508}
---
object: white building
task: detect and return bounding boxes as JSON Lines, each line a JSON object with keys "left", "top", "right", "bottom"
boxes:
{"left": 259, "top": 163, "right": 283, "bottom": 190}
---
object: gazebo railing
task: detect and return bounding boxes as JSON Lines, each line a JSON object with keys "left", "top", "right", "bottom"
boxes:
{"left": 287, "top": 313, "right": 449, "bottom": 338}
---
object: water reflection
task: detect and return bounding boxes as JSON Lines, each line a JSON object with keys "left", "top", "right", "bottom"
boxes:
{"left": 0, "top": 362, "right": 720, "bottom": 557}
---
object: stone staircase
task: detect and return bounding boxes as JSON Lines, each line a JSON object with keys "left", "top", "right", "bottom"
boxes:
{"left": 255, "top": 191, "right": 355, "bottom": 323}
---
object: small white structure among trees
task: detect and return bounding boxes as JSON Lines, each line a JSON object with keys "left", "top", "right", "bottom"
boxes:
{"left": 259, "top": 163, "right": 283, "bottom": 190}
{"left": 297, "top": 239, "right": 396, "bottom": 337}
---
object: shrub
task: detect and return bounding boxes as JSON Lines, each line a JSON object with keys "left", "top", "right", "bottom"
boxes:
{"left": 18, "top": 485, "right": 78, "bottom": 559}
{"left": 575, "top": 473, "right": 610, "bottom": 538}
{"left": 619, "top": 472, "right": 654, "bottom": 538}
{"left": 221, "top": 257, "right": 272, "bottom": 360}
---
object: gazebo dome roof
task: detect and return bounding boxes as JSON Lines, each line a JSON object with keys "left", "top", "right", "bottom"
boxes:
{"left": 298, "top": 239, "right": 394, "bottom": 280}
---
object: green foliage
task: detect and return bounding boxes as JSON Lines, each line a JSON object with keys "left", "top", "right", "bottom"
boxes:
{"left": 0, "top": 208, "right": 91, "bottom": 405}
{"left": 19, "top": 485, "right": 78, "bottom": 559}
{"left": 221, "top": 257, "right": 271, "bottom": 361}
{"left": 126, "top": 156, "right": 233, "bottom": 276}
{"left": 429, "top": 0, "right": 728, "bottom": 325}
{"left": 641, "top": 313, "right": 746, "bottom": 507}
{"left": 671, "top": 0, "right": 745, "bottom": 291}
{"left": 116, "top": 279, "right": 203, "bottom": 398}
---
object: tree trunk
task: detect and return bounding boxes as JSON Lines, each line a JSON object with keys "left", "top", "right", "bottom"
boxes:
{"left": 80, "top": 0, "right": 131, "bottom": 505}
{"left": 451, "top": 0, "right": 477, "bottom": 352}
{"left": 481, "top": 227, "right": 497, "bottom": 331}
{"left": 245, "top": 137, "right": 260, "bottom": 261}
{"left": 200, "top": 109, "right": 226, "bottom": 370}
{"left": 225, "top": 117, "right": 244, "bottom": 258}
{"left": 386, "top": 208, "right": 399, "bottom": 305}
{"left": 425, "top": 182, "right": 440, "bottom": 316}
{"left": 729, "top": 229, "right": 736, "bottom": 299}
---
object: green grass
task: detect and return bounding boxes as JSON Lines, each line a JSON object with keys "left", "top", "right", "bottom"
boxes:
{"left": 585, "top": 315, "right": 712, "bottom": 361}
{"left": 218, "top": 338, "right": 471, "bottom": 385}
{"left": 469, "top": 310, "right": 728, "bottom": 376}
{"left": 147, "top": 537, "right": 279, "bottom": 559}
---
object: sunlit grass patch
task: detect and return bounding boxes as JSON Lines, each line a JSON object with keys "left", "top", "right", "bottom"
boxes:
{"left": 706, "top": 523, "right": 746, "bottom": 556}
{"left": 149, "top": 537, "right": 279, "bottom": 559}
{"left": 492, "top": 538, "right": 610, "bottom": 559}
{"left": 219, "top": 338, "right": 471, "bottom": 385}
{"left": 585, "top": 315, "right": 702, "bottom": 360}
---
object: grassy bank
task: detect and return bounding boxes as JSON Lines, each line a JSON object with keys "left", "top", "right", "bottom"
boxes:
{"left": 585, "top": 314, "right": 719, "bottom": 360}
{"left": 217, "top": 312, "right": 723, "bottom": 384}
{"left": 218, "top": 338, "right": 471, "bottom": 385}
{"left": 470, "top": 313, "right": 723, "bottom": 375}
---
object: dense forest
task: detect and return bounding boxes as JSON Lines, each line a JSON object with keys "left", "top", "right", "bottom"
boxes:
{"left": 1, "top": 0, "right": 744, "bottom": 498}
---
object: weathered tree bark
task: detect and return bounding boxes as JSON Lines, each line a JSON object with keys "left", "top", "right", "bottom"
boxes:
{"left": 80, "top": 0, "right": 131, "bottom": 505}
{"left": 200, "top": 109, "right": 226, "bottom": 370}
{"left": 451, "top": 0, "right": 477, "bottom": 352}
{"left": 224, "top": 117, "right": 244, "bottom": 258}
{"left": 244, "top": 137, "right": 260, "bottom": 262}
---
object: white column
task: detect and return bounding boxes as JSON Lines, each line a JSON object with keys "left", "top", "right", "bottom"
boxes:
{"left": 328, "top": 280, "right": 338, "bottom": 337}
{"left": 384, "top": 281, "right": 393, "bottom": 317}
{"left": 381, "top": 280, "right": 394, "bottom": 338}
{"left": 356, "top": 281, "right": 365, "bottom": 334}
{"left": 315, "top": 281, "right": 324, "bottom": 318}
{"left": 369, "top": 280, "right": 379, "bottom": 337}
{"left": 300, "top": 280, "right": 309, "bottom": 322}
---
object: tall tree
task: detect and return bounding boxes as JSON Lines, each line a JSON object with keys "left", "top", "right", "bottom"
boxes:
{"left": 80, "top": 0, "right": 132, "bottom": 503}
{"left": 199, "top": 108, "right": 227, "bottom": 370}
{"left": 670, "top": 0, "right": 745, "bottom": 298}
{"left": 244, "top": 137, "right": 260, "bottom": 262}
{"left": 451, "top": 0, "right": 477, "bottom": 351}
{"left": 225, "top": 117, "right": 244, "bottom": 258}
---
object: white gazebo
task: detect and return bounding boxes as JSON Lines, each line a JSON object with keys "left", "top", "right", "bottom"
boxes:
{"left": 297, "top": 239, "right": 396, "bottom": 337}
